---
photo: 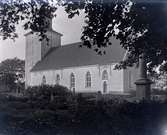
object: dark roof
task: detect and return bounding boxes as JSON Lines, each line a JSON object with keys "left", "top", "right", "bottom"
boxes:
{"left": 31, "top": 38, "right": 126, "bottom": 72}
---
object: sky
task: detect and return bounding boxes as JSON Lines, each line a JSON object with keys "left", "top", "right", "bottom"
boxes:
{"left": 0, "top": 6, "right": 85, "bottom": 62}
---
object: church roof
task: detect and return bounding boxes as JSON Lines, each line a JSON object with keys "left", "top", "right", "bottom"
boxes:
{"left": 31, "top": 38, "right": 126, "bottom": 72}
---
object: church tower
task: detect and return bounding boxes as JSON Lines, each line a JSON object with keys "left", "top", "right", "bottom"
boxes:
{"left": 25, "top": 18, "right": 63, "bottom": 88}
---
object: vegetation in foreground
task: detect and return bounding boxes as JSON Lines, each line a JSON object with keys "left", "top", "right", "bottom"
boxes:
{"left": 0, "top": 85, "right": 167, "bottom": 135}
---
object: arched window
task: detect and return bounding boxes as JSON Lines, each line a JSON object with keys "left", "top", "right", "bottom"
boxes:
{"left": 42, "top": 75, "right": 46, "bottom": 84}
{"left": 129, "top": 70, "right": 132, "bottom": 88}
{"left": 102, "top": 70, "right": 108, "bottom": 80}
{"left": 86, "top": 71, "right": 91, "bottom": 87}
{"left": 70, "top": 73, "right": 75, "bottom": 88}
{"left": 55, "top": 74, "right": 60, "bottom": 83}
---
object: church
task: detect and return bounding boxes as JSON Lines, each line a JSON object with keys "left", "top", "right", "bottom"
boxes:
{"left": 25, "top": 19, "right": 139, "bottom": 94}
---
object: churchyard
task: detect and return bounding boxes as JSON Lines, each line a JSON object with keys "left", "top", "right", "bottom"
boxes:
{"left": 0, "top": 85, "right": 167, "bottom": 135}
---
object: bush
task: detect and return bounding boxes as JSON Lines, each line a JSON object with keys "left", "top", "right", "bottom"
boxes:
{"left": 3, "top": 101, "right": 29, "bottom": 110}
{"left": 34, "top": 110, "right": 58, "bottom": 120}
{"left": 107, "top": 100, "right": 167, "bottom": 135}
{"left": 25, "top": 84, "right": 72, "bottom": 101}
{"left": 4, "top": 116, "right": 59, "bottom": 135}
{"left": 0, "top": 98, "right": 167, "bottom": 135}
{"left": 151, "top": 88, "right": 166, "bottom": 95}
{"left": 25, "top": 85, "right": 74, "bottom": 110}
{"left": 0, "top": 93, "right": 28, "bottom": 103}
{"left": 82, "top": 93, "right": 96, "bottom": 99}
{"left": 0, "top": 94, "right": 17, "bottom": 102}
{"left": 16, "top": 97, "right": 29, "bottom": 102}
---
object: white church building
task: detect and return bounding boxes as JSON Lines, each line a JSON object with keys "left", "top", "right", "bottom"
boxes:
{"left": 25, "top": 19, "right": 139, "bottom": 94}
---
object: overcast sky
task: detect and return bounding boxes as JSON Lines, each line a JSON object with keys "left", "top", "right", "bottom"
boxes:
{"left": 0, "top": 6, "right": 85, "bottom": 62}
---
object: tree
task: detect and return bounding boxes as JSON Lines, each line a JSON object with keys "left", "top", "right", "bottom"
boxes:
{"left": 64, "top": 1, "right": 167, "bottom": 72}
{"left": 0, "top": 57, "right": 25, "bottom": 90}
{"left": 0, "top": 0, "right": 167, "bottom": 71}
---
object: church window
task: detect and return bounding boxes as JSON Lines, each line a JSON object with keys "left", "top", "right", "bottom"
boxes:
{"left": 42, "top": 75, "right": 46, "bottom": 84}
{"left": 70, "top": 73, "right": 75, "bottom": 88}
{"left": 56, "top": 74, "right": 60, "bottom": 84}
{"left": 86, "top": 71, "right": 91, "bottom": 87}
{"left": 129, "top": 70, "right": 132, "bottom": 88}
{"left": 102, "top": 70, "right": 108, "bottom": 80}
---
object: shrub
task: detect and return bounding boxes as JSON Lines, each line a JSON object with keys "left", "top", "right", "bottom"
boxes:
{"left": 103, "top": 97, "right": 113, "bottom": 105}
{"left": 151, "top": 88, "right": 166, "bottom": 95}
{"left": 25, "top": 85, "right": 74, "bottom": 110}
{"left": 67, "top": 105, "right": 112, "bottom": 135}
{"left": 5, "top": 116, "right": 59, "bottom": 135}
{"left": 0, "top": 94, "right": 17, "bottom": 102}
{"left": 107, "top": 100, "right": 167, "bottom": 135}
{"left": 4, "top": 101, "right": 29, "bottom": 110}
{"left": 25, "top": 84, "right": 72, "bottom": 101}
{"left": 16, "top": 97, "right": 29, "bottom": 102}
{"left": 82, "top": 93, "right": 96, "bottom": 99}
{"left": 34, "top": 110, "right": 58, "bottom": 120}
{"left": 0, "top": 93, "right": 28, "bottom": 103}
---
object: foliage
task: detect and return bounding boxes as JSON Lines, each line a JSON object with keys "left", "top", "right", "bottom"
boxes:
{"left": 0, "top": 93, "right": 28, "bottom": 103}
{"left": 0, "top": 1, "right": 167, "bottom": 71}
{"left": 34, "top": 109, "right": 58, "bottom": 119}
{"left": 66, "top": 100, "right": 167, "bottom": 135}
{"left": 27, "top": 99, "right": 70, "bottom": 110}
{"left": 110, "top": 100, "right": 167, "bottom": 135}
{"left": 149, "top": 70, "right": 167, "bottom": 90}
{"left": 0, "top": 97, "right": 167, "bottom": 135}
{"left": 0, "top": 57, "right": 25, "bottom": 90}
{"left": 3, "top": 101, "right": 29, "bottom": 110}
{"left": 151, "top": 88, "right": 166, "bottom": 95}
{"left": 64, "top": 1, "right": 167, "bottom": 72}
{"left": 3, "top": 115, "right": 59, "bottom": 135}
{"left": 68, "top": 106, "right": 112, "bottom": 135}
{"left": 25, "top": 84, "right": 72, "bottom": 110}
{"left": 25, "top": 84, "right": 72, "bottom": 101}
{"left": 0, "top": 0, "right": 57, "bottom": 42}
{"left": 82, "top": 93, "right": 96, "bottom": 99}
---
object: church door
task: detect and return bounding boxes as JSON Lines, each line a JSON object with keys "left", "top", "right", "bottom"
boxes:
{"left": 103, "top": 81, "right": 107, "bottom": 94}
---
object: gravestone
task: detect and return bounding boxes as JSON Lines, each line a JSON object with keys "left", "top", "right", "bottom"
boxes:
{"left": 135, "top": 54, "right": 152, "bottom": 100}
{"left": 95, "top": 91, "right": 103, "bottom": 106}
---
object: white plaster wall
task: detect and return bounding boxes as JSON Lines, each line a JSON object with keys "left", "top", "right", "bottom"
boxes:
{"left": 123, "top": 66, "right": 139, "bottom": 92}
{"left": 60, "top": 66, "right": 101, "bottom": 93}
{"left": 108, "top": 65, "right": 124, "bottom": 92}
{"left": 31, "top": 64, "right": 125, "bottom": 93}
{"left": 25, "top": 34, "right": 41, "bottom": 88}
{"left": 47, "top": 31, "right": 61, "bottom": 48}
{"left": 31, "top": 70, "right": 55, "bottom": 86}
{"left": 41, "top": 32, "right": 61, "bottom": 59}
